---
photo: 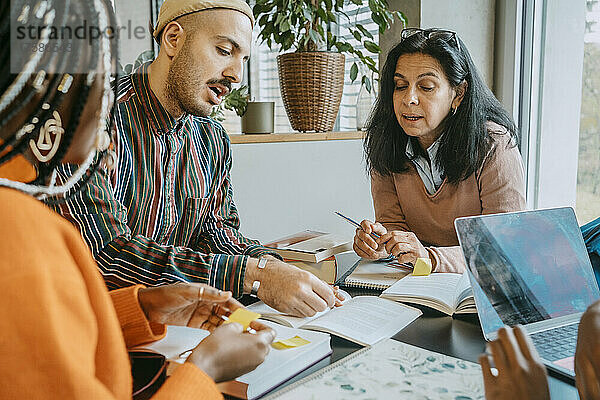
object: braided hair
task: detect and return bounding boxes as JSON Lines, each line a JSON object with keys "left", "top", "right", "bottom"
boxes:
{"left": 0, "top": 0, "right": 118, "bottom": 202}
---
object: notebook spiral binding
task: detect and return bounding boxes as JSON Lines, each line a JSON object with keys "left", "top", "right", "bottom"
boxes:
{"left": 342, "top": 279, "right": 390, "bottom": 290}
{"left": 262, "top": 345, "right": 373, "bottom": 399}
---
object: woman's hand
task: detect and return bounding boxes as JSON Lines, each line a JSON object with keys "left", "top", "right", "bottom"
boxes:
{"left": 137, "top": 283, "right": 243, "bottom": 331}
{"left": 376, "top": 230, "right": 428, "bottom": 265}
{"left": 352, "top": 220, "right": 388, "bottom": 259}
{"left": 479, "top": 325, "right": 549, "bottom": 400}
{"left": 187, "top": 321, "right": 276, "bottom": 382}
{"left": 576, "top": 300, "right": 600, "bottom": 399}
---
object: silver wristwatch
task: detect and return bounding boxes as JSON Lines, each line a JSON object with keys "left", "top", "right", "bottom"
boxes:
{"left": 250, "top": 257, "right": 268, "bottom": 297}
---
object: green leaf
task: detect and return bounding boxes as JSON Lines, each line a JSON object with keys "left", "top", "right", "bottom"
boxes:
{"left": 356, "top": 24, "right": 374, "bottom": 39}
{"left": 364, "top": 40, "right": 381, "bottom": 53}
{"left": 324, "top": 0, "right": 333, "bottom": 11}
{"left": 350, "top": 0, "right": 362, "bottom": 5}
{"left": 281, "top": 20, "right": 290, "bottom": 31}
{"left": 372, "top": 12, "right": 385, "bottom": 30}
{"left": 327, "top": 11, "right": 337, "bottom": 22}
{"left": 258, "top": 14, "right": 270, "bottom": 27}
{"left": 350, "top": 62, "right": 358, "bottom": 81}
{"left": 317, "top": 8, "right": 327, "bottom": 21}
{"left": 336, "top": 42, "right": 352, "bottom": 52}
{"left": 362, "top": 75, "right": 372, "bottom": 92}
{"left": 308, "top": 29, "right": 320, "bottom": 44}
{"left": 352, "top": 30, "right": 362, "bottom": 41}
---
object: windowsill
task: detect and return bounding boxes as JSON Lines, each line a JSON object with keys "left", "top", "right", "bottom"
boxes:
{"left": 228, "top": 131, "right": 365, "bottom": 144}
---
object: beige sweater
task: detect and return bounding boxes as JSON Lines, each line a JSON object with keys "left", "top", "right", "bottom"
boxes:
{"left": 371, "top": 130, "right": 526, "bottom": 273}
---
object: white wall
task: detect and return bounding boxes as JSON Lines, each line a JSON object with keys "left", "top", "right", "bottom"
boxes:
{"left": 230, "top": 139, "right": 373, "bottom": 243}
{"left": 114, "top": 0, "right": 153, "bottom": 67}
{"left": 385, "top": 0, "right": 496, "bottom": 89}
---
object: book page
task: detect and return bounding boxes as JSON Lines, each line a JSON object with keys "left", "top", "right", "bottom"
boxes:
{"left": 454, "top": 273, "right": 474, "bottom": 305}
{"left": 381, "top": 273, "right": 463, "bottom": 311}
{"left": 303, "top": 296, "right": 422, "bottom": 346}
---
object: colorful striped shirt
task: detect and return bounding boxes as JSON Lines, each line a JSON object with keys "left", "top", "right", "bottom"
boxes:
{"left": 53, "top": 63, "right": 276, "bottom": 296}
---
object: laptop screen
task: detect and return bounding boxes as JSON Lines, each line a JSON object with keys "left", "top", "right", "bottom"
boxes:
{"left": 455, "top": 207, "right": 600, "bottom": 338}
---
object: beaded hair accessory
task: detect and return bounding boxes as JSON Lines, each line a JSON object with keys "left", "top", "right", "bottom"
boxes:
{"left": 0, "top": 0, "right": 116, "bottom": 201}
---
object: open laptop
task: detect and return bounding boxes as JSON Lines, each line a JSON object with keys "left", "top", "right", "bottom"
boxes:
{"left": 455, "top": 207, "right": 600, "bottom": 380}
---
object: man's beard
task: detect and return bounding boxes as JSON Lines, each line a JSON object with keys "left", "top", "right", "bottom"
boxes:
{"left": 165, "top": 47, "right": 212, "bottom": 117}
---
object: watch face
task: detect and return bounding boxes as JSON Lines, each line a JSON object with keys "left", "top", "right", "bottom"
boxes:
{"left": 258, "top": 258, "right": 268, "bottom": 269}
{"left": 251, "top": 280, "right": 261, "bottom": 297}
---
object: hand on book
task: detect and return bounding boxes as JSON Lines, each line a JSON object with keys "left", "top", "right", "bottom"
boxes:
{"left": 246, "top": 256, "right": 337, "bottom": 317}
{"left": 138, "top": 283, "right": 244, "bottom": 331}
{"left": 187, "top": 321, "right": 276, "bottom": 382}
{"left": 576, "top": 300, "right": 600, "bottom": 400}
{"left": 353, "top": 220, "right": 389, "bottom": 259}
{"left": 479, "top": 326, "right": 549, "bottom": 400}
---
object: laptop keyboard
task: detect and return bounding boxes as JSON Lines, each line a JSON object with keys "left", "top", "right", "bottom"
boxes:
{"left": 530, "top": 323, "right": 579, "bottom": 362}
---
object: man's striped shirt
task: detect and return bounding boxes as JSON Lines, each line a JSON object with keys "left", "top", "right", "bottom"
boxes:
{"left": 54, "top": 63, "right": 275, "bottom": 295}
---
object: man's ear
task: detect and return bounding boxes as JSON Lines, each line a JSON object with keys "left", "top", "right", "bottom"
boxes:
{"left": 160, "top": 21, "right": 185, "bottom": 59}
{"left": 452, "top": 80, "right": 468, "bottom": 109}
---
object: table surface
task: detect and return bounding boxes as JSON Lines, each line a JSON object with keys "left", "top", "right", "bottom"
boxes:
{"left": 247, "top": 291, "right": 580, "bottom": 399}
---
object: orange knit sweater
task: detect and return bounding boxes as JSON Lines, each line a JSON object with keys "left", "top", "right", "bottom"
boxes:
{"left": 371, "top": 130, "right": 526, "bottom": 272}
{"left": 0, "top": 186, "right": 223, "bottom": 399}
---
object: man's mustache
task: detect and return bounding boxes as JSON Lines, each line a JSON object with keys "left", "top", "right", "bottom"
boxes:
{"left": 206, "top": 79, "right": 232, "bottom": 92}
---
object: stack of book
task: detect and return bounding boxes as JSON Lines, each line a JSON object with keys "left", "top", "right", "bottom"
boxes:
{"left": 265, "top": 230, "right": 356, "bottom": 284}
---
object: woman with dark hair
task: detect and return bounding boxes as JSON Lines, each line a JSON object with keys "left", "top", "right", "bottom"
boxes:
{"left": 353, "top": 28, "right": 526, "bottom": 272}
{"left": 0, "top": 0, "right": 274, "bottom": 398}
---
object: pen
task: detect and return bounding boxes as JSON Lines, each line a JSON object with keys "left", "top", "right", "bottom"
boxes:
{"left": 334, "top": 211, "right": 381, "bottom": 239}
{"left": 335, "top": 212, "right": 408, "bottom": 257}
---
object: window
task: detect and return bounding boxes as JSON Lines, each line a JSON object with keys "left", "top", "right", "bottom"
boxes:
{"left": 577, "top": 0, "right": 600, "bottom": 223}
{"left": 517, "top": 0, "right": 589, "bottom": 217}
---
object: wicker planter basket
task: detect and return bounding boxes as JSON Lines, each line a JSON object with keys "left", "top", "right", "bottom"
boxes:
{"left": 277, "top": 52, "right": 345, "bottom": 132}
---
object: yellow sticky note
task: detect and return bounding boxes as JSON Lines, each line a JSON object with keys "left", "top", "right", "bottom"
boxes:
{"left": 412, "top": 257, "right": 432, "bottom": 276}
{"left": 271, "top": 336, "right": 311, "bottom": 350}
{"left": 224, "top": 308, "right": 261, "bottom": 330}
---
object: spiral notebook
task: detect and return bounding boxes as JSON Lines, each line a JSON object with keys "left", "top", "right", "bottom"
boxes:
{"left": 263, "top": 338, "right": 484, "bottom": 399}
{"left": 341, "top": 258, "right": 410, "bottom": 290}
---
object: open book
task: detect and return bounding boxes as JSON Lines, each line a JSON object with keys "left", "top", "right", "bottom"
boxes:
{"left": 380, "top": 273, "right": 476, "bottom": 316}
{"left": 265, "top": 230, "right": 352, "bottom": 263}
{"left": 140, "top": 322, "right": 332, "bottom": 400}
{"left": 247, "top": 292, "right": 422, "bottom": 346}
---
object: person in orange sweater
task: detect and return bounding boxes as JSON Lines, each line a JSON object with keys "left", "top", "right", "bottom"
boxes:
{"left": 353, "top": 28, "right": 526, "bottom": 273}
{"left": 0, "top": 0, "right": 274, "bottom": 398}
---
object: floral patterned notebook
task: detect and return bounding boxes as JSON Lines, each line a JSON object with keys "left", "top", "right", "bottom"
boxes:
{"left": 264, "top": 339, "right": 484, "bottom": 400}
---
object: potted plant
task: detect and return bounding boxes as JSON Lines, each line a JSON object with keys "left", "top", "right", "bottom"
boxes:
{"left": 211, "top": 86, "right": 275, "bottom": 134}
{"left": 210, "top": 85, "right": 249, "bottom": 122}
{"left": 253, "top": 0, "right": 405, "bottom": 132}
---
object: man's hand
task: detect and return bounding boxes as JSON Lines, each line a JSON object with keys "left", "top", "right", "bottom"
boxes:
{"left": 352, "top": 219, "right": 388, "bottom": 259}
{"left": 576, "top": 300, "right": 600, "bottom": 399}
{"left": 138, "top": 283, "right": 243, "bottom": 331}
{"left": 187, "top": 321, "right": 276, "bottom": 382}
{"left": 244, "top": 257, "right": 336, "bottom": 317}
{"left": 479, "top": 325, "right": 549, "bottom": 400}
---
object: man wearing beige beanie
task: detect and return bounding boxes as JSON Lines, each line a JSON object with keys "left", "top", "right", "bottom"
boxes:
{"left": 54, "top": 0, "right": 340, "bottom": 317}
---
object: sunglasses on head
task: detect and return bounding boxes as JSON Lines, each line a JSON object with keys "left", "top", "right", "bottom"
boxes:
{"left": 400, "top": 28, "right": 461, "bottom": 51}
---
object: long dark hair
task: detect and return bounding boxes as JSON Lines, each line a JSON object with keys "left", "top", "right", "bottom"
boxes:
{"left": 364, "top": 29, "right": 518, "bottom": 183}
